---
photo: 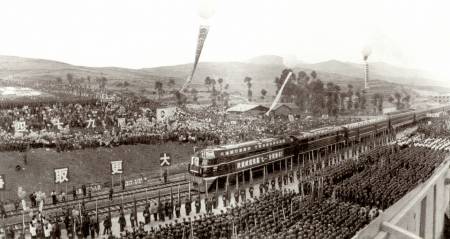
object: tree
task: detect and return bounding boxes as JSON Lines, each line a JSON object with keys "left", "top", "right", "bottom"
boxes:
{"left": 210, "top": 78, "right": 217, "bottom": 94}
{"left": 402, "top": 94, "right": 411, "bottom": 109}
{"left": 372, "top": 93, "right": 383, "bottom": 114}
{"left": 244, "top": 77, "right": 253, "bottom": 101}
{"left": 86, "top": 76, "right": 91, "bottom": 89}
{"left": 56, "top": 77, "right": 63, "bottom": 85}
{"left": 325, "top": 82, "right": 339, "bottom": 117}
{"left": 310, "top": 78, "right": 325, "bottom": 116}
{"left": 394, "top": 92, "right": 402, "bottom": 110}
{"left": 310, "top": 71, "right": 317, "bottom": 80}
{"left": 260, "top": 89, "right": 267, "bottom": 100}
{"left": 190, "top": 88, "right": 199, "bottom": 103}
{"left": 218, "top": 78, "right": 223, "bottom": 92}
{"left": 204, "top": 77, "right": 212, "bottom": 92}
{"left": 168, "top": 78, "right": 176, "bottom": 88}
{"left": 339, "top": 92, "right": 346, "bottom": 112}
{"left": 78, "top": 77, "right": 85, "bottom": 96}
{"left": 360, "top": 90, "right": 367, "bottom": 110}
{"left": 354, "top": 91, "right": 361, "bottom": 110}
{"left": 174, "top": 91, "right": 187, "bottom": 105}
{"left": 155, "top": 81, "right": 164, "bottom": 100}
{"left": 346, "top": 84, "right": 354, "bottom": 111}
{"left": 388, "top": 95, "right": 394, "bottom": 104}
{"left": 377, "top": 94, "right": 384, "bottom": 114}
{"left": 100, "top": 77, "right": 108, "bottom": 91}
{"left": 66, "top": 73, "right": 74, "bottom": 94}
{"left": 297, "top": 71, "right": 307, "bottom": 84}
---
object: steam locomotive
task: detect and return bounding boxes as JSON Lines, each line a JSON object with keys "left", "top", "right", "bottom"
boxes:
{"left": 188, "top": 105, "right": 450, "bottom": 187}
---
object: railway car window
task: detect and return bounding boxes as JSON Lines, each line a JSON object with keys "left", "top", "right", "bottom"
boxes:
{"left": 191, "top": 156, "right": 199, "bottom": 166}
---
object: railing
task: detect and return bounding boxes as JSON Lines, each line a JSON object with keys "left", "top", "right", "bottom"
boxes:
{"left": 355, "top": 157, "right": 450, "bottom": 239}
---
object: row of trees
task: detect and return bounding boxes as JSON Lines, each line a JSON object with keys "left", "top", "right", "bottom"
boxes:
{"left": 273, "top": 69, "right": 373, "bottom": 116}
{"left": 52, "top": 74, "right": 108, "bottom": 97}
{"left": 388, "top": 92, "right": 411, "bottom": 110}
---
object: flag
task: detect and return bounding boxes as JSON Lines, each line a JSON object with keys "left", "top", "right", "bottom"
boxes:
{"left": 134, "top": 196, "right": 137, "bottom": 219}
{"left": 158, "top": 189, "right": 161, "bottom": 204}
{"left": 95, "top": 199, "right": 98, "bottom": 223}
{"left": 178, "top": 184, "right": 180, "bottom": 202}
{"left": 266, "top": 72, "right": 292, "bottom": 116}
{"left": 171, "top": 186, "right": 174, "bottom": 207}
{"left": 108, "top": 202, "right": 111, "bottom": 223}
{"left": 188, "top": 182, "right": 191, "bottom": 201}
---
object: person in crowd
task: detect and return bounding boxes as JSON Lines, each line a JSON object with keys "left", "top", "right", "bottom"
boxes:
{"left": 72, "top": 186, "right": 77, "bottom": 200}
{"left": 51, "top": 190, "right": 58, "bottom": 205}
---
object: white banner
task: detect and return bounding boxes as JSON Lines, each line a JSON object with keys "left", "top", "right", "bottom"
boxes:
{"left": 156, "top": 107, "right": 177, "bottom": 123}
{"left": 54, "top": 168, "right": 69, "bottom": 184}
{"left": 117, "top": 118, "right": 126, "bottom": 128}
{"left": 266, "top": 72, "right": 292, "bottom": 116}
{"left": 13, "top": 120, "right": 27, "bottom": 132}
{"left": 111, "top": 160, "right": 123, "bottom": 175}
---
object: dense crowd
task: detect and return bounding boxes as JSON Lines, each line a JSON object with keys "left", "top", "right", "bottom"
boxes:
{"left": 0, "top": 97, "right": 361, "bottom": 152}
{"left": 117, "top": 143, "right": 443, "bottom": 239}
{"left": 417, "top": 116, "right": 450, "bottom": 137}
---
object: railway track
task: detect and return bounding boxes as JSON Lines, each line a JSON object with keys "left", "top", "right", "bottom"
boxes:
{"left": 3, "top": 174, "right": 187, "bottom": 218}
{"left": 2, "top": 177, "right": 196, "bottom": 230}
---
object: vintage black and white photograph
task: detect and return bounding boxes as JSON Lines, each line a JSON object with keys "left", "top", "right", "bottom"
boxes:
{"left": 0, "top": 0, "right": 450, "bottom": 238}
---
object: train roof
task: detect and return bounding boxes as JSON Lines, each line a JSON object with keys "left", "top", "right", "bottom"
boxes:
{"left": 342, "top": 117, "right": 387, "bottom": 129}
{"left": 198, "top": 137, "right": 290, "bottom": 158}
{"left": 219, "top": 137, "right": 288, "bottom": 150}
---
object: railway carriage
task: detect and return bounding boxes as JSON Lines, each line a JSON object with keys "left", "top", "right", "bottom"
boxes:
{"left": 188, "top": 105, "right": 450, "bottom": 190}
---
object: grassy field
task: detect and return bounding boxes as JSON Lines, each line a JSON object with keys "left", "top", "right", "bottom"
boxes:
{"left": 0, "top": 142, "right": 194, "bottom": 200}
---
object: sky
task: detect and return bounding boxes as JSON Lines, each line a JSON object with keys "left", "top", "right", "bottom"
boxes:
{"left": 0, "top": 0, "right": 449, "bottom": 83}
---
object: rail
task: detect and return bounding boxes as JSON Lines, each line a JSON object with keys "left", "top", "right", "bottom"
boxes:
{"left": 355, "top": 156, "right": 450, "bottom": 239}
{"left": 3, "top": 181, "right": 197, "bottom": 233}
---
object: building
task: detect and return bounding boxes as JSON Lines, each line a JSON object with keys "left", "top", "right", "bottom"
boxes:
{"left": 226, "top": 104, "right": 269, "bottom": 116}
{"left": 263, "top": 103, "right": 300, "bottom": 116}
{"left": 431, "top": 94, "right": 450, "bottom": 104}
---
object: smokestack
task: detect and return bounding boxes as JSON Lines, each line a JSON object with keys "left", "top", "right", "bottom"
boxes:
{"left": 364, "top": 60, "right": 369, "bottom": 89}
{"left": 361, "top": 46, "right": 372, "bottom": 89}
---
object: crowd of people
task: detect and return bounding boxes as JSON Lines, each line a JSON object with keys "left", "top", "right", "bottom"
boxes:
{"left": 1, "top": 121, "right": 449, "bottom": 238}
{"left": 102, "top": 143, "right": 443, "bottom": 239}
{"left": 0, "top": 96, "right": 361, "bottom": 152}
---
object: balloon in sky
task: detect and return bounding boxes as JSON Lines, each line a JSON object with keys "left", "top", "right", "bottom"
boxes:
{"left": 198, "top": 0, "right": 216, "bottom": 20}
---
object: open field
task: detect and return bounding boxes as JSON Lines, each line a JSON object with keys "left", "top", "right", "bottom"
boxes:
{"left": 0, "top": 142, "right": 194, "bottom": 200}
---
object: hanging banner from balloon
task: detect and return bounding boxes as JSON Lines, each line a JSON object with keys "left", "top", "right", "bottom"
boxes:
{"left": 180, "top": 25, "right": 210, "bottom": 92}
{"left": 179, "top": 0, "right": 216, "bottom": 93}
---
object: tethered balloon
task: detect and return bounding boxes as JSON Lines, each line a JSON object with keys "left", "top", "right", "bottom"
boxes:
{"left": 198, "top": 0, "right": 216, "bottom": 20}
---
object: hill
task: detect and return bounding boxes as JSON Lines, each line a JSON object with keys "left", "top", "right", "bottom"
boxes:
{"left": 0, "top": 55, "right": 171, "bottom": 93}
{"left": 297, "top": 60, "right": 444, "bottom": 87}
{"left": 0, "top": 55, "right": 446, "bottom": 103}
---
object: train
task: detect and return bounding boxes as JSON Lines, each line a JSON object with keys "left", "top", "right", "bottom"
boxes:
{"left": 188, "top": 105, "right": 450, "bottom": 188}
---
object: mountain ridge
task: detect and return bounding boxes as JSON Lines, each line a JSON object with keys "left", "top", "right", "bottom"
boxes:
{"left": 0, "top": 55, "right": 448, "bottom": 98}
